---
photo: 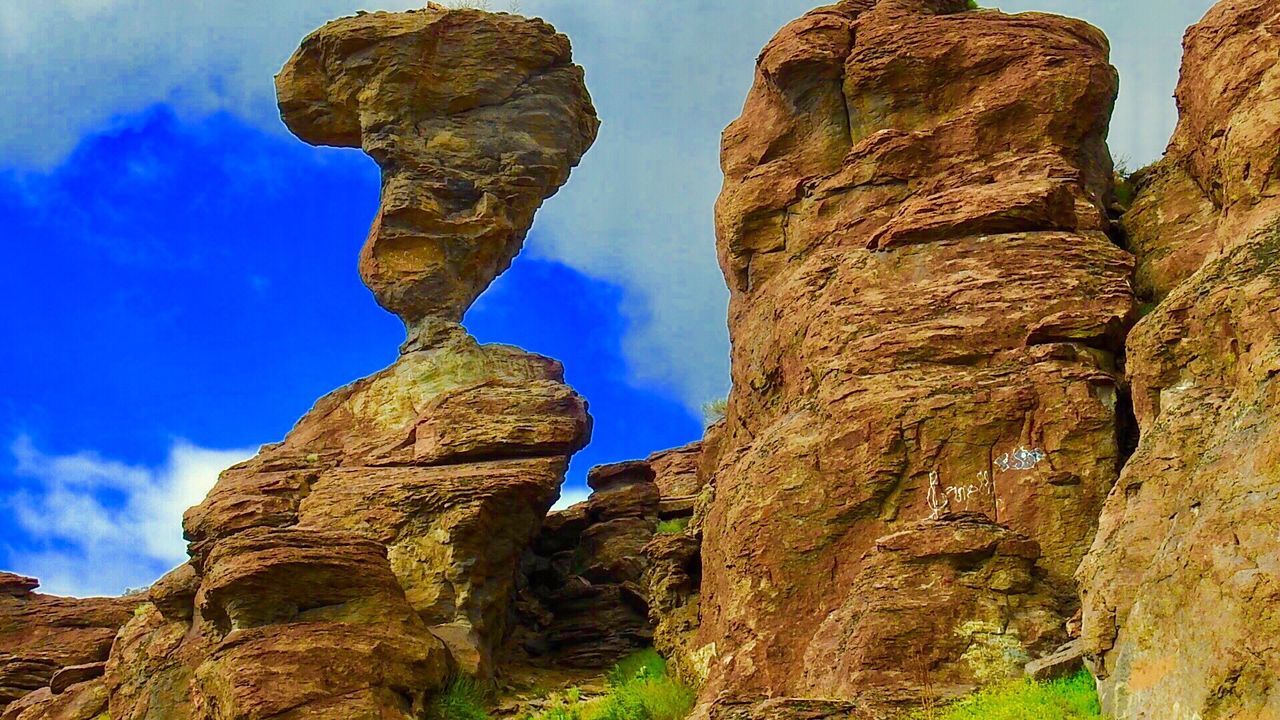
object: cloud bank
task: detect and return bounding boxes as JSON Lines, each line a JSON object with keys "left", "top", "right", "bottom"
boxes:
{"left": 6, "top": 437, "right": 254, "bottom": 597}
{"left": 0, "top": 0, "right": 1215, "bottom": 412}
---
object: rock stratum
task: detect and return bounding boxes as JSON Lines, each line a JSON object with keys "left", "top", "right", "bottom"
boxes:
{"left": 4, "top": 1, "right": 1280, "bottom": 720}
{"left": 1077, "top": 1, "right": 1280, "bottom": 718}
{"left": 697, "top": 0, "right": 1129, "bottom": 714}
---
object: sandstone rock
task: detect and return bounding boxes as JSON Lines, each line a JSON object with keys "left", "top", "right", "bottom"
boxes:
{"left": 277, "top": 6, "right": 598, "bottom": 327}
{"left": 0, "top": 679, "right": 108, "bottom": 720}
{"left": 1025, "top": 640, "right": 1085, "bottom": 683}
{"left": 647, "top": 441, "right": 705, "bottom": 498}
{"left": 698, "top": 0, "right": 1129, "bottom": 712}
{"left": 1077, "top": 4, "right": 1280, "bottom": 716}
{"left": 0, "top": 577, "right": 135, "bottom": 711}
{"left": 48, "top": 664, "right": 105, "bottom": 696}
{"left": 103, "top": 6, "right": 598, "bottom": 717}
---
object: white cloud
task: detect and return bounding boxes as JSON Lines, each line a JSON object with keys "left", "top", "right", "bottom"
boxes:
{"left": 0, "top": 0, "right": 1216, "bottom": 412}
{"left": 5, "top": 436, "right": 254, "bottom": 597}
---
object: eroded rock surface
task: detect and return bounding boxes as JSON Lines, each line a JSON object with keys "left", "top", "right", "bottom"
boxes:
{"left": 697, "top": 0, "right": 1130, "bottom": 713}
{"left": 97, "top": 6, "right": 597, "bottom": 719}
{"left": 1077, "top": 2, "right": 1280, "bottom": 717}
{"left": 0, "top": 575, "right": 135, "bottom": 713}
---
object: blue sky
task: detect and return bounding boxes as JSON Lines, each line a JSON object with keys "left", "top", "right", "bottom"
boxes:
{"left": 0, "top": 0, "right": 1214, "bottom": 596}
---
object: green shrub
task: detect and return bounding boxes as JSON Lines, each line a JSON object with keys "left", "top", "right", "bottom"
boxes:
{"left": 915, "top": 671, "right": 1105, "bottom": 720}
{"left": 525, "top": 649, "right": 694, "bottom": 720}
{"left": 656, "top": 518, "right": 689, "bottom": 535}
{"left": 607, "top": 649, "right": 668, "bottom": 687}
{"left": 427, "top": 677, "right": 491, "bottom": 720}
{"left": 701, "top": 397, "right": 727, "bottom": 425}
{"left": 966, "top": 0, "right": 980, "bottom": 9}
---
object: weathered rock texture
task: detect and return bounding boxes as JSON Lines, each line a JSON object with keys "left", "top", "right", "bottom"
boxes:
{"left": 511, "top": 447, "right": 707, "bottom": 672}
{"left": 0, "top": 575, "right": 135, "bottom": 714}
{"left": 95, "top": 7, "right": 597, "bottom": 720}
{"left": 698, "top": 0, "right": 1131, "bottom": 714}
{"left": 1077, "top": 1, "right": 1280, "bottom": 717}
{"left": 277, "top": 4, "right": 597, "bottom": 327}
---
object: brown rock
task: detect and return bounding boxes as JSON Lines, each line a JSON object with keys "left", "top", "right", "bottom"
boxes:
{"left": 1077, "top": 3, "right": 1280, "bottom": 716}
{"left": 647, "top": 441, "right": 705, "bottom": 497}
{"left": 105, "top": 6, "right": 598, "bottom": 716}
{"left": 0, "top": 580, "right": 135, "bottom": 711}
{"left": 586, "top": 460, "right": 655, "bottom": 491}
{"left": 47, "top": 664, "right": 105, "bottom": 696}
{"left": 1024, "top": 640, "right": 1084, "bottom": 683}
{"left": 0, "top": 577, "right": 36, "bottom": 599}
{"left": 699, "top": 0, "right": 1128, "bottom": 712}
{"left": 1, "top": 679, "right": 108, "bottom": 720}
{"left": 277, "top": 6, "right": 598, "bottom": 326}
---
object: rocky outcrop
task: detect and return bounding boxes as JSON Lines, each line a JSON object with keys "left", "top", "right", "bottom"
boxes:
{"left": 1077, "top": 2, "right": 1280, "bottom": 717}
{"left": 0, "top": 574, "right": 135, "bottom": 713}
{"left": 697, "top": 0, "right": 1131, "bottom": 714}
{"left": 97, "top": 6, "right": 597, "bottom": 719}
{"left": 510, "top": 441, "right": 710, "bottom": 675}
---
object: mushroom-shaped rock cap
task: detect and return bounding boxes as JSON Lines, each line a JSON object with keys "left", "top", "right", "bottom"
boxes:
{"left": 276, "top": 6, "right": 599, "bottom": 326}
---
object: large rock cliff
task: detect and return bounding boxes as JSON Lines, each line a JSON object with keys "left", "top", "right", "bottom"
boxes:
{"left": 698, "top": 0, "right": 1131, "bottom": 714}
{"left": 1077, "top": 1, "right": 1280, "bottom": 717}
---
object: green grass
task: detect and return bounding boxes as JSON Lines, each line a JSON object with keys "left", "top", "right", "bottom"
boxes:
{"left": 427, "top": 677, "right": 491, "bottom": 720}
{"left": 915, "top": 671, "right": 1105, "bottom": 720}
{"left": 656, "top": 518, "right": 689, "bottom": 535}
{"left": 524, "top": 649, "right": 695, "bottom": 720}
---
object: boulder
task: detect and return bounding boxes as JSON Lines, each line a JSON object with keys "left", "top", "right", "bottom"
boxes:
{"left": 698, "top": 0, "right": 1130, "bottom": 712}
{"left": 103, "top": 6, "right": 598, "bottom": 717}
{"left": 1025, "top": 641, "right": 1085, "bottom": 683}
{"left": 1077, "top": 2, "right": 1280, "bottom": 716}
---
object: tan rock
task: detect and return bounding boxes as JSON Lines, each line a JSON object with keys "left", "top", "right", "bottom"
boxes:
{"left": 103, "top": 6, "right": 597, "bottom": 717}
{"left": 0, "top": 679, "right": 108, "bottom": 720}
{"left": 277, "top": 6, "right": 598, "bottom": 326}
{"left": 1077, "top": 4, "right": 1280, "bottom": 716}
{"left": 698, "top": 0, "right": 1128, "bottom": 712}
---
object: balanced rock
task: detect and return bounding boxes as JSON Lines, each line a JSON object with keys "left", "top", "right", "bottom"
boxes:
{"left": 697, "top": 0, "right": 1130, "bottom": 713}
{"left": 1077, "top": 1, "right": 1280, "bottom": 716}
{"left": 277, "top": 5, "right": 598, "bottom": 326}
{"left": 102, "top": 6, "right": 597, "bottom": 718}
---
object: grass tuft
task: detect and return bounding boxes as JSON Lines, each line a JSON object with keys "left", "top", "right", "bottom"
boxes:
{"left": 524, "top": 649, "right": 695, "bottom": 720}
{"left": 914, "top": 670, "right": 1105, "bottom": 720}
{"left": 656, "top": 518, "right": 689, "bottom": 535}
{"left": 427, "top": 676, "right": 491, "bottom": 720}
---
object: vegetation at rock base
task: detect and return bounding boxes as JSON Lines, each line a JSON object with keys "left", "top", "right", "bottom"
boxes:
{"left": 524, "top": 649, "right": 696, "bottom": 720}
{"left": 911, "top": 671, "right": 1106, "bottom": 720}
{"left": 656, "top": 517, "right": 689, "bottom": 534}
{"left": 967, "top": 0, "right": 980, "bottom": 9}
{"left": 427, "top": 676, "right": 491, "bottom": 720}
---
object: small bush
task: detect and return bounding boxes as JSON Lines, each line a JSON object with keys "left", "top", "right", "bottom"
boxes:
{"left": 701, "top": 397, "right": 727, "bottom": 425}
{"left": 915, "top": 671, "right": 1105, "bottom": 720}
{"left": 427, "top": 677, "right": 491, "bottom": 720}
{"left": 966, "top": 0, "right": 980, "bottom": 9}
{"left": 524, "top": 649, "right": 694, "bottom": 720}
{"left": 656, "top": 518, "right": 690, "bottom": 535}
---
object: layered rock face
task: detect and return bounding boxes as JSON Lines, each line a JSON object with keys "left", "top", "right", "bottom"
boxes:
{"left": 512, "top": 444, "right": 708, "bottom": 672}
{"left": 698, "top": 0, "right": 1131, "bottom": 714}
{"left": 97, "top": 7, "right": 597, "bottom": 719}
{"left": 0, "top": 574, "right": 134, "bottom": 716}
{"left": 1077, "top": 2, "right": 1280, "bottom": 717}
